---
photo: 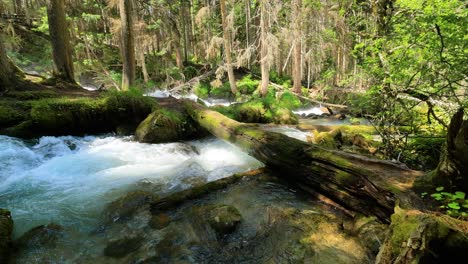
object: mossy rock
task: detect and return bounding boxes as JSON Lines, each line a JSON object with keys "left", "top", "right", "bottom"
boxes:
{"left": 0, "top": 209, "right": 13, "bottom": 263}
{"left": 104, "top": 190, "right": 158, "bottom": 223}
{"left": 135, "top": 108, "right": 198, "bottom": 143}
{"left": 312, "top": 129, "right": 343, "bottom": 149}
{"left": 273, "top": 108, "right": 299, "bottom": 125}
{"left": 193, "top": 204, "right": 242, "bottom": 237}
{"left": 15, "top": 223, "right": 63, "bottom": 250}
{"left": 376, "top": 206, "right": 468, "bottom": 263}
{"left": 103, "top": 234, "right": 144, "bottom": 258}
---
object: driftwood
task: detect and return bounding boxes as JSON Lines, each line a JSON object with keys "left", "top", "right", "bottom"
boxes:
{"left": 268, "top": 81, "right": 348, "bottom": 109}
{"left": 183, "top": 100, "right": 424, "bottom": 222}
{"left": 168, "top": 69, "right": 215, "bottom": 95}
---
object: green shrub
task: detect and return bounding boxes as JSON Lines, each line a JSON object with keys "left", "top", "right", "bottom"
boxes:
{"left": 237, "top": 75, "right": 259, "bottom": 94}
{"left": 183, "top": 66, "right": 198, "bottom": 79}
{"left": 194, "top": 81, "right": 211, "bottom": 99}
{"left": 210, "top": 82, "right": 232, "bottom": 98}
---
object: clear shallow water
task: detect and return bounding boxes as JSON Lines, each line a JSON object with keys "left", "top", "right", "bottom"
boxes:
{"left": 0, "top": 135, "right": 262, "bottom": 237}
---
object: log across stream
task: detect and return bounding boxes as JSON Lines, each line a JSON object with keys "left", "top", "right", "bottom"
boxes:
{"left": 183, "top": 100, "right": 425, "bottom": 222}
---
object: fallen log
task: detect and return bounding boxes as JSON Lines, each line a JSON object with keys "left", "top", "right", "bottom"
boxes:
{"left": 184, "top": 100, "right": 424, "bottom": 222}
{"left": 168, "top": 69, "right": 215, "bottom": 95}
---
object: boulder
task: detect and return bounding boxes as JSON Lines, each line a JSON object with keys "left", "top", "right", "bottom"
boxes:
{"left": 0, "top": 209, "right": 13, "bottom": 263}
{"left": 135, "top": 108, "right": 200, "bottom": 144}
{"left": 103, "top": 234, "right": 144, "bottom": 258}
{"left": 334, "top": 113, "right": 346, "bottom": 120}
{"left": 15, "top": 223, "right": 63, "bottom": 249}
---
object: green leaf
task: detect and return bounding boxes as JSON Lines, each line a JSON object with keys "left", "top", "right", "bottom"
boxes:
{"left": 462, "top": 204, "right": 468, "bottom": 208}
{"left": 454, "top": 191, "right": 465, "bottom": 200}
{"left": 447, "top": 202, "right": 461, "bottom": 210}
{"left": 431, "top": 193, "right": 443, "bottom": 200}
{"left": 436, "top": 186, "right": 444, "bottom": 192}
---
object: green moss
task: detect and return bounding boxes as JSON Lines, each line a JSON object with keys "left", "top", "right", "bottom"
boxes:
{"left": 0, "top": 104, "right": 27, "bottom": 127}
{"left": 277, "top": 91, "right": 302, "bottom": 109}
{"left": 3, "top": 91, "right": 158, "bottom": 138}
{"left": 193, "top": 81, "right": 210, "bottom": 99}
{"left": 236, "top": 74, "right": 259, "bottom": 94}
{"left": 4, "top": 90, "right": 59, "bottom": 100}
{"left": 389, "top": 210, "right": 420, "bottom": 254}
{"left": 135, "top": 108, "right": 190, "bottom": 143}
{"left": 211, "top": 82, "right": 233, "bottom": 98}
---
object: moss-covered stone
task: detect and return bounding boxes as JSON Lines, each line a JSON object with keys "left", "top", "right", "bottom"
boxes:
{"left": 204, "top": 205, "right": 242, "bottom": 236}
{"left": 0, "top": 209, "right": 13, "bottom": 263}
{"left": 135, "top": 108, "right": 200, "bottom": 143}
{"left": 103, "top": 234, "right": 144, "bottom": 258}
{"left": 104, "top": 190, "right": 157, "bottom": 223}
{"left": 312, "top": 128, "right": 343, "bottom": 148}
{"left": 15, "top": 223, "right": 63, "bottom": 249}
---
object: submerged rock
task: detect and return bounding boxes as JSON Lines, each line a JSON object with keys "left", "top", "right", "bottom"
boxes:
{"left": 195, "top": 205, "right": 242, "bottom": 236}
{"left": 104, "top": 190, "right": 157, "bottom": 223}
{"left": 0, "top": 209, "right": 13, "bottom": 263}
{"left": 149, "top": 213, "right": 171, "bottom": 230}
{"left": 103, "top": 234, "right": 144, "bottom": 258}
{"left": 15, "top": 223, "right": 63, "bottom": 249}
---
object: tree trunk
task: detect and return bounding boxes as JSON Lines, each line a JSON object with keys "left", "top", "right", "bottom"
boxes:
{"left": 0, "top": 37, "right": 13, "bottom": 92}
{"left": 259, "top": 0, "right": 269, "bottom": 97}
{"left": 416, "top": 108, "right": 468, "bottom": 193}
{"left": 184, "top": 100, "right": 424, "bottom": 222}
{"left": 292, "top": 0, "right": 302, "bottom": 94}
{"left": 119, "top": 0, "right": 136, "bottom": 90}
{"left": 47, "top": 0, "right": 75, "bottom": 83}
{"left": 220, "top": 0, "right": 237, "bottom": 94}
{"left": 15, "top": 0, "right": 23, "bottom": 14}
{"left": 245, "top": 0, "right": 251, "bottom": 69}
{"left": 139, "top": 51, "right": 149, "bottom": 84}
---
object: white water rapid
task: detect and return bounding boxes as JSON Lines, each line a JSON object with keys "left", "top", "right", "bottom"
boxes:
{"left": 0, "top": 135, "right": 262, "bottom": 237}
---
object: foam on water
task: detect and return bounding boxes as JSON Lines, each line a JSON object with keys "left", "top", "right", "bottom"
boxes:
{"left": 292, "top": 106, "right": 326, "bottom": 116}
{"left": 0, "top": 135, "right": 262, "bottom": 236}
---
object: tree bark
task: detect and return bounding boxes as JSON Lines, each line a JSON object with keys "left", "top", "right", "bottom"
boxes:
{"left": 292, "top": 0, "right": 302, "bottom": 94}
{"left": 416, "top": 108, "right": 468, "bottom": 193}
{"left": 184, "top": 100, "right": 424, "bottom": 222}
{"left": 47, "top": 0, "right": 75, "bottom": 83}
{"left": 259, "top": 0, "right": 269, "bottom": 97}
{"left": 220, "top": 0, "right": 237, "bottom": 94}
{"left": 0, "top": 37, "right": 13, "bottom": 92}
{"left": 119, "top": 0, "right": 136, "bottom": 90}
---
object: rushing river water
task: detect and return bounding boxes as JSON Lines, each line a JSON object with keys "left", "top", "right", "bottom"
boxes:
{"left": 0, "top": 135, "right": 263, "bottom": 237}
{"left": 0, "top": 126, "right": 376, "bottom": 263}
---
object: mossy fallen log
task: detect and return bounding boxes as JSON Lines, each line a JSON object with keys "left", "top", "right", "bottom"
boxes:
{"left": 184, "top": 100, "right": 424, "bottom": 222}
